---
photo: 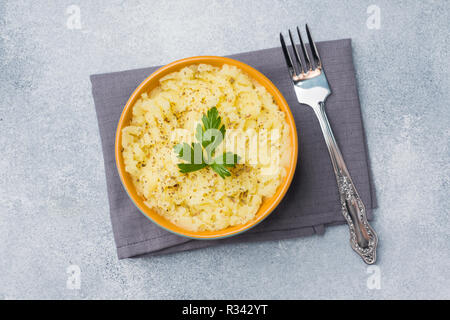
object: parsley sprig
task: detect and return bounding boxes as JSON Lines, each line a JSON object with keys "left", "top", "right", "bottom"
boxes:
{"left": 174, "top": 107, "right": 240, "bottom": 179}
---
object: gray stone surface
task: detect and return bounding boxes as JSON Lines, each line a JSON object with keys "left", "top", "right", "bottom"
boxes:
{"left": 0, "top": 0, "right": 448, "bottom": 300}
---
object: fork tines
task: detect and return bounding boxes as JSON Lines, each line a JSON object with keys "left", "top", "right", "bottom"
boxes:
{"left": 280, "top": 24, "right": 322, "bottom": 79}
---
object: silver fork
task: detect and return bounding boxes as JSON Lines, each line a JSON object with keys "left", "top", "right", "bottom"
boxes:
{"left": 280, "top": 25, "right": 378, "bottom": 264}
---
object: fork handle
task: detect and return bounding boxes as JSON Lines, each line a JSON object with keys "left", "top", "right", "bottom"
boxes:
{"left": 313, "top": 102, "right": 378, "bottom": 264}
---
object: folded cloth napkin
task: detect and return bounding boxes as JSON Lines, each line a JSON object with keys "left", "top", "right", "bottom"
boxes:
{"left": 91, "top": 38, "right": 377, "bottom": 259}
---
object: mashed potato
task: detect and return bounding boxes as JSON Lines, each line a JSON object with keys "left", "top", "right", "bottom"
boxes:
{"left": 122, "top": 64, "right": 290, "bottom": 231}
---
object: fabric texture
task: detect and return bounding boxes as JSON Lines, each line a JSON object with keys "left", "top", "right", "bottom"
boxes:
{"left": 90, "top": 38, "right": 377, "bottom": 259}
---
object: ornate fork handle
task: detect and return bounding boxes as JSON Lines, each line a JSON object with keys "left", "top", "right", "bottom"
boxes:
{"left": 313, "top": 102, "right": 378, "bottom": 264}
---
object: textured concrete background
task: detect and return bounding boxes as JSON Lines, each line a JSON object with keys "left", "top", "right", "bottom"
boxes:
{"left": 0, "top": 0, "right": 449, "bottom": 299}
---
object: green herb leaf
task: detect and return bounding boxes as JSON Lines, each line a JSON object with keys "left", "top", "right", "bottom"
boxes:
{"left": 202, "top": 107, "right": 220, "bottom": 131}
{"left": 209, "top": 152, "right": 240, "bottom": 179}
{"left": 210, "top": 163, "right": 231, "bottom": 179}
{"left": 174, "top": 107, "right": 240, "bottom": 179}
{"left": 177, "top": 163, "right": 207, "bottom": 173}
{"left": 196, "top": 106, "right": 226, "bottom": 152}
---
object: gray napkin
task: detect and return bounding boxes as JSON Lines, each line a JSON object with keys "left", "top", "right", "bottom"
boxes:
{"left": 91, "top": 38, "right": 376, "bottom": 259}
